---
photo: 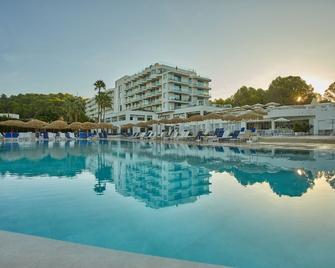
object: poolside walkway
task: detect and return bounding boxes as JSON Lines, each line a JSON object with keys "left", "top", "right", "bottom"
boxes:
{"left": 0, "top": 231, "right": 226, "bottom": 268}
{"left": 115, "top": 136, "right": 335, "bottom": 150}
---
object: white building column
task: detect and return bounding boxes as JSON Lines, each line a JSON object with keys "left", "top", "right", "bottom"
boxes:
{"left": 313, "top": 118, "right": 319, "bottom": 135}
{"left": 271, "top": 120, "right": 275, "bottom": 130}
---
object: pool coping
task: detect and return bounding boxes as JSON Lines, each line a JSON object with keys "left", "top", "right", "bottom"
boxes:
{"left": 0, "top": 230, "right": 227, "bottom": 268}
{"left": 113, "top": 137, "right": 335, "bottom": 151}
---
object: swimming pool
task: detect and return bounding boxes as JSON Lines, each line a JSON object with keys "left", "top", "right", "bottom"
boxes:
{"left": 0, "top": 140, "right": 334, "bottom": 267}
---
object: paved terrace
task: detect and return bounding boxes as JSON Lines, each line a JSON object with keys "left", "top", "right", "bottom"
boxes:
{"left": 0, "top": 231, "right": 226, "bottom": 268}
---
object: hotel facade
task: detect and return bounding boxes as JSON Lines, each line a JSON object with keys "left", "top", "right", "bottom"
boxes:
{"left": 86, "top": 63, "right": 219, "bottom": 125}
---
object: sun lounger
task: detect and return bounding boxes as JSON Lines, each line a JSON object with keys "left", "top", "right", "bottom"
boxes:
{"left": 49, "top": 132, "right": 56, "bottom": 141}
{"left": 3, "top": 132, "right": 19, "bottom": 140}
{"left": 237, "top": 129, "right": 252, "bottom": 141}
{"left": 195, "top": 131, "right": 204, "bottom": 142}
{"left": 138, "top": 132, "right": 147, "bottom": 139}
{"left": 163, "top": 129, "right": 174, "bottom": 140}
{"left": 210, "top": 128, "right": 225, "bottom": 142}
{"left": 79, "top": 131, "right": 88, "bottom": 140}
{"left": 176, "top": 130, "right": 190, "bottom": 140}
{"left": 145, "top": 131, "right": 154, "bottom": 139}
{"left": 229, "top": 130, "right": 240, "bottom": 142}
{"left": 171, "top": 131, "right": 179, "bottom": 140}
{"left": 158, "top": 131, "right": 166, "bottom": 139}
{"left": 58, "top": 132, "right": 67, "bottom": 140}
{"left": 150, "top": 131, "right": 157, "bottom": 139}
{"left": 69, "top": 132, "right": 76, "bottom": 139}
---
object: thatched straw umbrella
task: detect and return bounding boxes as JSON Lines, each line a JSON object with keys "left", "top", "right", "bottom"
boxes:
{"left": 186, "top": 115, "right": 204, "bottom": 122}
{"left": 253, "top": 109, "right": 267, "bottom": 115}
{"left": 45, "top": 120, "right": 68, "bottom": 130}
{"left": 67, "top": 122, "right": 83, "bottom": 130}
{"left": 265, "top": 102, "right": 280, "bottom": 107}
{"left": 236, "top": 111, "right": 263, "bottom": 121}
{"left": 220, "top": 114, "right": 238, "bottom": 121}
{"left": 147, "top": 120, "right": 159, "bottom": 126}
{"left": 136, "top": 121, "right": 148, "bottom": 128}
{"left": 97, "top": 122, "right": 114, "bottom": 129}
{"left": 24, "top": 119, "right": 47, "bottom": 129}
{"left": 158, "top": 119, "right": 171, "bottom": 124}
{"left": 81, "top": 122, "right": 97, "bottom": 130}
{"left": 121, "top": 123, "right": 134, "bottom": 129}
{"left": 203, "top": 113, "right": 223, "bottom": 120}
{"left": 0, "top": 120, "right": 25, "bottom": 128}
{"left": 168, "top": 117, "right": 186, "bottom": 124}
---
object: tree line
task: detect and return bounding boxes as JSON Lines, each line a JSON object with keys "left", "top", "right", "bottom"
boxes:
{"left": 212, "top": 76, "right": 335, "bottom": 107}
{"left": 0, "top": 93, "right": 88, "bottom": 122}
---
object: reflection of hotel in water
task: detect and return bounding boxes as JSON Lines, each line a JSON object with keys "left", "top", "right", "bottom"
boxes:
{"left": 1, "top": 141, "right": 335, "bottom": 205}
{"left": 112, "top": 157, "right": 211, "bottom": 208}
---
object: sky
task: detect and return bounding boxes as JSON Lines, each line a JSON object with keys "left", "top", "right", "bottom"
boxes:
{"left": 0, "top": 0, "right": 334, "bottom": 99}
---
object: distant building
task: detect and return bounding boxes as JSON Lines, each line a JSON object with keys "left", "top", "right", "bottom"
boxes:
{"left": 85, "top": 63, "right": 218, "bottom": 126}
{"left": 85, "top": 88, "right": 115, "bottom": 122}
{"left": 266, "top": 102, "right": 335, "bottom": 135}
{"left": 0, "top": 113, "right": 19, "bottom": 119}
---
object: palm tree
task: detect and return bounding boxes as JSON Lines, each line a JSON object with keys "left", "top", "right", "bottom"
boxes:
{"left": 63, "top": 97, "right": 86, "bottom": 123}
{"left": 94, "top": 80, "right": 106, "bottom": 122}
{"left": 95, "top": 92, "right": 112, "bottom": 122}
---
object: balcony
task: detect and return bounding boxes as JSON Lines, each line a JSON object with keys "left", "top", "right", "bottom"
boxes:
{"left": 168, "top": 77, "right": 191, "bottom": 86}
{"left": 168, "top": 87, "right": 192, "bottom": 95}
{"left": 193, "top": 82, "right": 210, "bottom": 89}
{"left": 168, "top": 97, "right": 190, "bottom": 103}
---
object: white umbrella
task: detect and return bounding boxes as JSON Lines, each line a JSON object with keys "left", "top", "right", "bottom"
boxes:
{"left": 274, "top": 117, "right": 290, "bottom": 122}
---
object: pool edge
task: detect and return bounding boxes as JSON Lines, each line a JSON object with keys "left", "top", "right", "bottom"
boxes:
{"left": 0, "top": 230, "right": 227, "bottom": 268}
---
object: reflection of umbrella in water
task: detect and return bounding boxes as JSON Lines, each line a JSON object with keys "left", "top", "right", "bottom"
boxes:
{"left": 23, "top": 148, "right": 48, "bottom": 160}
{"left": 0, "top": 150, "right": 23, "bottom": 161}
{"left": 49, "top": 146, "right": 68, "bottom": 160}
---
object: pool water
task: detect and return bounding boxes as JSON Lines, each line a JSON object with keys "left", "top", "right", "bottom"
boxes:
{"left": 0, "top": 140, "right": 334, "bottom": 267}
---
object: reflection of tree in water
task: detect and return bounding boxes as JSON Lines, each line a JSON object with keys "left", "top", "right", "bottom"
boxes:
{"left": 1, "top": 141, "right": 334, "bottom": 201}
{"left": 318, "top": 171, "right": 335, "bottom": 189}
{"left": 232, "top": 168, "right": 314, "bottom": 197}
{"left": 93, "top": 151, "right": 113, "bottom": 195}
{"left": 0, "top": 155, "right": 86, "bottom": 177}
{"left": 185, "top": 153, "right": 316, "bottom": 197}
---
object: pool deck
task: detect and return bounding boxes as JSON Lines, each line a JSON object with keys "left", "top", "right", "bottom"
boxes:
{"left": 115, "top": 136, "right": 335, "bottom": 151}
{"left": 0, "top": 231, "right": 226, "bottom": 268}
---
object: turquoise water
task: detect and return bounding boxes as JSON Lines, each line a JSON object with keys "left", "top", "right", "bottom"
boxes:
{"left": 0, "top": 140, "right": 335, "bottom": 267}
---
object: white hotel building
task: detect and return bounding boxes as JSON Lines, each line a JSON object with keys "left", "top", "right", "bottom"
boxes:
{"left": 86, "top": 63, "right": 220, "bottom": 125}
